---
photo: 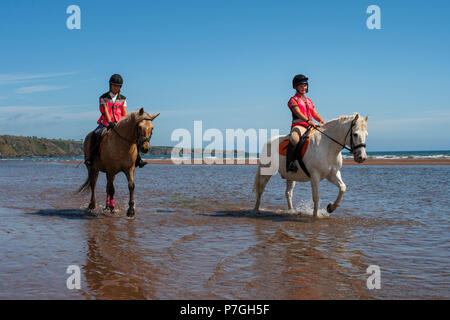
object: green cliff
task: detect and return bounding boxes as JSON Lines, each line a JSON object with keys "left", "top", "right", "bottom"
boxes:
{"left": 0, "top": 135, "right": 174, "bottom": 158}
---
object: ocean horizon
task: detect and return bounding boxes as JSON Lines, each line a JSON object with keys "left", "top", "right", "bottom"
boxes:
{"left": 1, "top": 150, "right": 450, "bottom": 161}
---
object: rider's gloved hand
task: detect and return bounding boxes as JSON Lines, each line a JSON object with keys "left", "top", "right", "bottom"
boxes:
{"left": 107, "top": 121, "right": 115, "bottom": 129}
{"left": 307, "top": 120, "right": 318, "bottom": 128}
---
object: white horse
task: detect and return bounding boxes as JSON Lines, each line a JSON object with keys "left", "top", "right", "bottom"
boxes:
{"left": 254, "top": 114, "right": 369, "bottom": 218}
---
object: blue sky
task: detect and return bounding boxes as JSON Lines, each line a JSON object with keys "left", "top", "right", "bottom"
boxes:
{"left": 0, "top": 0, "right": 449, "bottom": 151}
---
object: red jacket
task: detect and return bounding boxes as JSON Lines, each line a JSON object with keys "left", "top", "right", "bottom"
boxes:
{"left": 287, "top": 94, "right": 319, "bottom": 129}
{"left": 97, "top": 92, "right": 127, "bottom": 126}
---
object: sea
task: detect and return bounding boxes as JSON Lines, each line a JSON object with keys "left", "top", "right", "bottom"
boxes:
{"left": 1, "top": 150, "right": 449, "bottom": 162}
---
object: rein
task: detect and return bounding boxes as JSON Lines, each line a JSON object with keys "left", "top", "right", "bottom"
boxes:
{"left": 111, "top": 117, "right": 153, "bottom": 146}
{"left": 313, "top": 117, "right": 366, "bottom": 154}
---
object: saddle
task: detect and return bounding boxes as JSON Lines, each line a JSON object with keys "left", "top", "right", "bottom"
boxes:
{"left": 279, "top": 127, "right": 314, "bottom": 177}
{"left": 88, "top": 127, "right": 108, "bottom": 161}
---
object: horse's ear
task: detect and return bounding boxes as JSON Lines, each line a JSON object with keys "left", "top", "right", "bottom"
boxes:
{"left": 365, "top": 115, "right": 369, "bottom": 121}
{"left": 354, "top": 114, "right": 360, "bottom": 121}
{"left": 139, "top": 108, "right": 144, "bottom": 116}
{"left": 151, "top": 113, "right": 160, "bottom": 121}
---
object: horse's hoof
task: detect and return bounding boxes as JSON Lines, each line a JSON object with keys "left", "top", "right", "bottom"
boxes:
{"left": 327, "top": 203, "right": 335, "bottom": 213}
{"left": 127, "top": 208, "right": 135, "bottom": 218}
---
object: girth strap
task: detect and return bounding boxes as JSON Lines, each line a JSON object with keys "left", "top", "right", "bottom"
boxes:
{"left": 294, "top": 144, "right": 311, "bottom": 177}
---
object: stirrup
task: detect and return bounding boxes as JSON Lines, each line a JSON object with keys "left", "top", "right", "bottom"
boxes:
{"left": 287, "top": 161, "right": 298, "bottom": 172}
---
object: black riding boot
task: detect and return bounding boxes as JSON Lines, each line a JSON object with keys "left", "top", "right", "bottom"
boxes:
{"left": 135, "top": 153, "right": 147, "bottom": 168}
{"left": 85, "top": 133, "right": 99, "bottom": 166}
{"left": 286, "top": 142, "right": 298, "bottom": 172}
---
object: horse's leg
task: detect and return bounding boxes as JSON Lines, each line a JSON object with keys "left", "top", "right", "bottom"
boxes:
{"left": 326, "top": 170, "right": 346, "bottom": 213}
{"left": 310, "top": 173, "right": 321, "bottom": 218}
{"left": 124, "top": 167, "right": 136, "bottom": 218}
{"left": 106, "top": 172, "right": 116, "bottom": 213}
{"left": 285, "top": 180, "right": 296, "bottom": 213}
{"left": 88, "top": 168, "right": 99, "bottom": 210}
{"left": 253, "top": 166, "right": 272, "bottom": 212}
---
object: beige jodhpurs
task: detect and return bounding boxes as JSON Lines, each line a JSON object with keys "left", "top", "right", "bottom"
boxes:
{"left": 289, "top": 125, "right": 307, "bottom": 146}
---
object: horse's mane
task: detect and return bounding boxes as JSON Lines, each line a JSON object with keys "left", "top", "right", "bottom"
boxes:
{"left": 115, "top": 113, "right": 134, "bottom": 128}
{"left": 322, "top": 113, "right": 367, "bottom": 131}
{"left": 338, "top": 114, "right": 358, "bottom": 122}
{"left": 115, "top": 110, "right": 152, "bottom": 129}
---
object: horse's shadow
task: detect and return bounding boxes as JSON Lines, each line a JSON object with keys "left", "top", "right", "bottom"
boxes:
{"left": 24, "top": 209, "right": 98, "bottom": 220}
{"left": 203, "top": 209, "right": 320, "bottom": 223}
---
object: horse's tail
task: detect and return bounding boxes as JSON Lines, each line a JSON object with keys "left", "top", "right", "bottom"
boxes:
{"left": 253, "top": 165, "right": 261, "bottom": 196}
{"left": 77, "top": 170, "right": 91, "bottom": 194}
{"left": 77, "top": 176, "right": 90, "bottom": 194}
{"left": 77, "top": 134, "right": 92, "bottom": 194}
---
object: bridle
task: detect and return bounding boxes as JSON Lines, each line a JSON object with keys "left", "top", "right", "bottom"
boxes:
{"left": 348, "top": 118, "right": 367, "bottom": 153}
{"left": 111, "top": 117, "right": 153, "bottom": 148}
{"left": 314, "top": 116, "right": 366, "bottom": 154}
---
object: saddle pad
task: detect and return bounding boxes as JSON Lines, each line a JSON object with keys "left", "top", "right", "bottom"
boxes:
{"left": 278, "top": 135, "right": 311, "bottom": 158}
{"left": 278, "top": 139, "right": 290, "bottom": 156}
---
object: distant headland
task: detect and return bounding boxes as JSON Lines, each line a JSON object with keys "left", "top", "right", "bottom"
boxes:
{"left": 0, "top": 135, "right": 173, "bottom": 158}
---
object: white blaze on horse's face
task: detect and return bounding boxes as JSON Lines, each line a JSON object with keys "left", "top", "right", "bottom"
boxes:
{"left": 352, "top": 115, "right": 369, "bottom": 163}
{"left": 352, "top": 129, "right": 368, "bottom": 163}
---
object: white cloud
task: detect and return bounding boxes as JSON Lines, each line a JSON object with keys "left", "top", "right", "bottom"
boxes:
{"left": 14, "top": 85, "right": 68, "bottom": 94}
{"left": 0, "top": 72, "right": 79, "bottom": 85}
{"left": 0, "top": 105, "right": 97, "bottom": 120}
{"left": 0, "top": 106, "right": 99, "bottom": 140}
{"left": 0, "top": 105, "right": 67, "bottom": 112}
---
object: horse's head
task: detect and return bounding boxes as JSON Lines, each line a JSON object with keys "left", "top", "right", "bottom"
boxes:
{"left": 348, "top": 114, "right": 369, "bottom": 163}
{"left": 135, "top": 108, "right": 160, "bottom": 154}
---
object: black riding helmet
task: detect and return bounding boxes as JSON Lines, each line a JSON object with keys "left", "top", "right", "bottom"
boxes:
{"left": 292, "top": 74, "right": 308, "bottom": 92}
{"left": 109, "top": 74, "right": 123, "bottom": 86}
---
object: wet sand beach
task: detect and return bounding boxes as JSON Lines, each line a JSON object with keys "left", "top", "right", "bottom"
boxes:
{"left": 0, "top": 160, "right": 449, "bottom": 299}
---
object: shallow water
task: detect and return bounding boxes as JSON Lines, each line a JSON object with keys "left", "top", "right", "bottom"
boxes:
{"left": 0, "top": 160, "right": 449, "bottom": 299}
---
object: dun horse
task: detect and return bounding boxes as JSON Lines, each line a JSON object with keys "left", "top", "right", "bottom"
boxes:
{"left": 78, "top": 108, "right": 160, "bottom": 218}
{"left": 254, "top": 114, "right": 368, "bottom": 218}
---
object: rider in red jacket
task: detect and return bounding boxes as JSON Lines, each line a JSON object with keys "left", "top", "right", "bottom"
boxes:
{"left": 85, "top": 74, "right": 146, "bottom": 168}
{"left": 286, "top": 74, "right": 325, "bottom": 172}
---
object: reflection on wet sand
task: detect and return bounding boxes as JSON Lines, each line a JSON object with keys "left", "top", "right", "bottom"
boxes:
{"left": 83, "top": 219, "right": 153, "bottom": 299}
{"left": 0, "top": 161, "right": 449, "bottom": 299}
{"left": 203, "top": 210, "right": 371, "bottom": 299}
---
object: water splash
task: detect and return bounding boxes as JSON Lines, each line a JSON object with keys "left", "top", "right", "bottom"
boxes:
{"left": 294, "top": 199, "right": 330, "bottom": 218}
